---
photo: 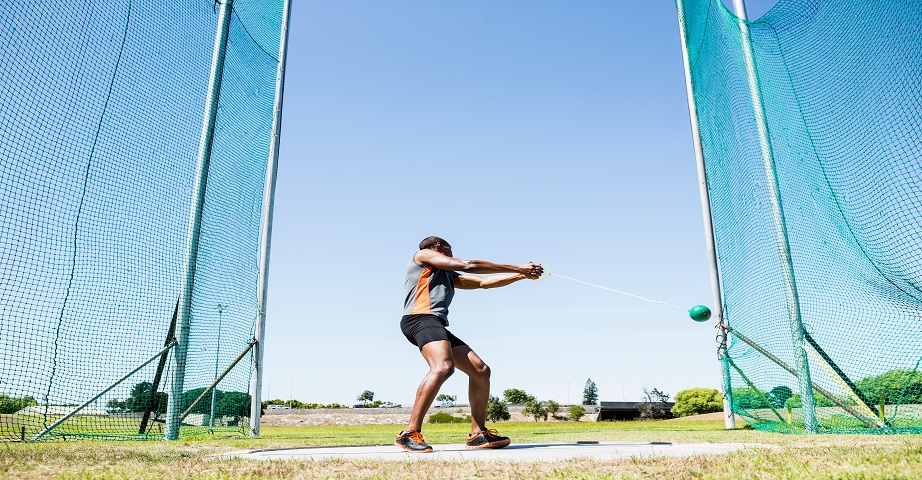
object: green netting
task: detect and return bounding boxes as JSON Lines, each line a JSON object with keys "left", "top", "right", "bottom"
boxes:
{"left": 677, "top": 0, "right": 922, "bottom": 433}
{"left": 0, "top": 0, "right": 284, "bottom": 441}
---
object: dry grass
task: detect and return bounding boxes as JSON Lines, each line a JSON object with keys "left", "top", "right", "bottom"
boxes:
{"left": 3, "top": 420, "right": 922, "bottom": 479}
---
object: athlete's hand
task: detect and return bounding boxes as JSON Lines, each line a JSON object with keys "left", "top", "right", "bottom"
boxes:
{"left": 519, "top": 262, "right": 543, "bottom": 279}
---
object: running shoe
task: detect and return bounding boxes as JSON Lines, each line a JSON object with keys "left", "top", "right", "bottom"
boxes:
{"left": 465, "top": 428, "right": 511, "bottom": 449}
{"left": 395, "top": 429, "right": 433, "bottom": 453}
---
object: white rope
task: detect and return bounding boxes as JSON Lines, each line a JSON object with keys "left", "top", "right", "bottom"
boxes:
{"left": 547, "top": 273, "right": 684, "bottom": 310}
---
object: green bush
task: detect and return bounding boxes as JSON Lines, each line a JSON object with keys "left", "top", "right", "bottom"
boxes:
{"left": 428, "top": 412, "right": 471, "bottom": 424}
{"left": 523, "top": 399, "right": 548, "bottom": 422}
{"left": 486, "top": 395, "right": 510, "bottom": 422}
{"left": 568, "top": 405, "right": 586, "bottom": 421}
{"left": 784, "top": 391, "right": 835, "bottom": 409}
{"left": 671, "top": 388, "right": 723, "bottom": 418}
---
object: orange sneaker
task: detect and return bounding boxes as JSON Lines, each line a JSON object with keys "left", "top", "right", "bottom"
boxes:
{"left": 395, "top": 429, "right": 433, "bottom": 453}
{"left": 465, "top": 428, "right": 510, "bottom": 449}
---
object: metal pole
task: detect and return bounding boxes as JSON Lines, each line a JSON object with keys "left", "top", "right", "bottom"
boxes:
{"left": 730, "top": 0, "right": 817, "bottom": 433}
{"left": 139, "top": 299, "right": 178, "bottom": 434}
{"left": 166, "top": 0, "right": 235, "bottom": 441}
{"left": 211, "top": 304, "right": 225, "bottom": 427}
{"left": 727, "top": 360, "right": 786, "bottom": 423}
{"left": 567, "top": 377, "right": 576, "bottom": 406}
{"left": 250, "top": 0, "right": 292, "bottom": 437}
{"left": 674, "top": 0, "right": 735, "bottom": 429}
{"left": 32, "top": 342, "right": 176, "bottom": 441}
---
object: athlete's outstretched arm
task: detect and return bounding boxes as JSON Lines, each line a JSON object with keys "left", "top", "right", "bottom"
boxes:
{"left": 454, "top": 273, "right": 529, "bottom": 290}
{"left": 415, "top": 249, "right": 543, "bottom": 278}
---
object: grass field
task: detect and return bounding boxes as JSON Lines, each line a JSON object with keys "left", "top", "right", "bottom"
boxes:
{"left": 3, "top": 420, "right": 922, "bottom": 479}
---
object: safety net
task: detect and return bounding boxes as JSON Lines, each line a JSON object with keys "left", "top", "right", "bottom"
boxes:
{"left": 0, "top": 0, "right": 284, "bottom": 440}
{"left": 677, "top": 0, "right": 922, "bottom": 433}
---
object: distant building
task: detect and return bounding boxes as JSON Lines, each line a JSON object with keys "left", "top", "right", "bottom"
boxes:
{"left": 596, "top": 401, "right": 675, "bottom": 421}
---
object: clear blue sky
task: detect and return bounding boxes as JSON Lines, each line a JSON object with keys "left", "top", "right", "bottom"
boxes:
{"left": 264, "top": 0, "right": 780, "bottom": 406}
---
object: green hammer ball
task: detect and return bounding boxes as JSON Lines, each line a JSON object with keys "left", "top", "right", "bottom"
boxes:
{"left": 689, "top": 305, "right": 712, "bottom": 322}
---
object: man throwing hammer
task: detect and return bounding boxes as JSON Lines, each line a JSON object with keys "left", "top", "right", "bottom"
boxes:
{"left": 395, "top": 236, "right": 543, "bottom": 453}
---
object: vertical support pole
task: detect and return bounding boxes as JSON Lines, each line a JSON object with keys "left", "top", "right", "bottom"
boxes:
{"left": 166, "top": 0, "right": 235, "bottom": 441}
{"left": 210, "top": 305, "right": 224, "bottom": 427}
{"left": 674, "top": 0, "right": 735, "bottom": 429}
{"left": 139, "top": 300, "right": 178, "bottom": 435}
{"left": 250, "top": 0, "right": 292, "bottom": 437}
{"left": 730, "top": 0, "right": 816, "bottom": 433}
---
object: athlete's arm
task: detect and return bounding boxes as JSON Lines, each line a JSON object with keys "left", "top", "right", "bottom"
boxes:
{"left": 454, "top": 273, "right": 528, "bottom": 290}
{"left": 414, "top": 249, "right": 543, "bottom": 278}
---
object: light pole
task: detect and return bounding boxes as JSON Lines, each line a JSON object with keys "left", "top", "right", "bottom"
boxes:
{"left": 210, "top": 304, "right": 225, "bottom": 427}
{"left": 567, "top": 378, "right": 576, "bottom": 406}
{"left": 266, "top": 378, "right": 272, "bottom": 403}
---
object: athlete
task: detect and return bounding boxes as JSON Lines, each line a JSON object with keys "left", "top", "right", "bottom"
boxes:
{"left": 395, "top": 236, "right": 543, "bottom": 453}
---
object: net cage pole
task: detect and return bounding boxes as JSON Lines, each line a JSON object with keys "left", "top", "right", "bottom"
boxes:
{"left": 249, "top": 0, "right": 292, "bottom": 436}
{"left": 675, "top": 0, "right": 735, "bottom": 429}
{"left": 730, "top": 0, "right": 817, "bottom": 433}
{"left": 165, "top": 0, "right": 235, "bottom": 441}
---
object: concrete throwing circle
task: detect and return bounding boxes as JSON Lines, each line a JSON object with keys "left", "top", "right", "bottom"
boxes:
{"left": 227, "top": 442, "right": 752, "bottom": 462}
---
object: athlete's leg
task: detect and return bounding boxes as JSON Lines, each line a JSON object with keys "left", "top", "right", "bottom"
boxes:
{"left": 452, "top": 345, "right": 490, "bottom": 435}
{"left": 406, "top": 339, "right": 454, "bottom": 432}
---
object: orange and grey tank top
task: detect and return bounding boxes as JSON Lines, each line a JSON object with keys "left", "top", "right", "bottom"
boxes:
{"left": 403, "top": 256, "right": 459, "bottom": 322}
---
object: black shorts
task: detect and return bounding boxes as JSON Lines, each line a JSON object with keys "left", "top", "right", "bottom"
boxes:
{"left": 400, "top": 314, "right": 467, "bottom": 350}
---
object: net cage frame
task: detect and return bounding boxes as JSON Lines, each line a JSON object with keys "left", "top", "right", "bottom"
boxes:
{"left": 676, "top": 0, "right": 922, "bottom": 434}
{"left": 0, "top": 0, "right": 290, "bottom": 441}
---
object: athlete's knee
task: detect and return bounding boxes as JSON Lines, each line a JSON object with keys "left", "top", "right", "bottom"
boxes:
{"left": 431, "top": 362, "right": 455, "bottom": 380}
{"left": 475, "top": 363, "right": 490, "bottom": 380}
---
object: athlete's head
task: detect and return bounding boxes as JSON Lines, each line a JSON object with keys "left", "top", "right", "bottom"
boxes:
{"left": 419, "top": 236, "right": 452, "bottom": 256}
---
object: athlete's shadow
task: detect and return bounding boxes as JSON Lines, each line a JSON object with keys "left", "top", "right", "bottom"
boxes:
{"left": 486, "top": 442, "right": 671, "bottom": 450}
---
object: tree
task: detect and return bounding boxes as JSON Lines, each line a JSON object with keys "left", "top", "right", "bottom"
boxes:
{"left": 523, "top": 399, "right": 548, "bottom": 422}
{"left": 768, "top": 386, "right": 794, "bottom": 409}
{"left": 582, "top": 379, "right": 598, "bottom": 405}
{"left": 503, "top": 388, "right": 533, "bottom": 405}
{"left": 730, "top": 387, "right": 770, "bottom": 409}
{"left": 486, "top": 395, "right": 511, "bottom": 422}
{"left": 640, "top": 387, "right": 672, "bottom": 419}
{"left": 125, "top": 382, "right": 167, "bottom": 414}
{"left": 855, "top": 369, "right": 922, "bottom": 405}
{"left": 436, "top": 394, "right": 457, "bottom": 403}
{"left": 0, "top": 394, "right": 37, "bottom": 414}
{"left": 106, "top": 398, "right": 127, "bottom": 413}
{"left": 545, "top": 400, "right": 561, "bottom": 419}
{"left": 181, "top": 387, "right": 212, "bottom": 414}
{"left": 216, "top": 391, "right": 251, "bottom": 417}
{"left": 671, "top": 388, "right": 723, "bottom": 418}
{"left": 643, "top": 387, "right": 670, "bottom": 403}
{"left": 357, "top": 390, "right": 374, "bottom": 406}
{"left": 568, "top": 405, "right": 586, "bottom": 421}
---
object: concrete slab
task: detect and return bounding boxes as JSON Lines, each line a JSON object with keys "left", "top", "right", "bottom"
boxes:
{"left": 227, "top": 442, "right": 752, "bottom": 462}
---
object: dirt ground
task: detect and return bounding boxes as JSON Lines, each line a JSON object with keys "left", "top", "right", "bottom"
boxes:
{"left": 260, "top": 406, "right": 601, "bottom": 427}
